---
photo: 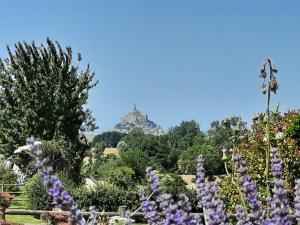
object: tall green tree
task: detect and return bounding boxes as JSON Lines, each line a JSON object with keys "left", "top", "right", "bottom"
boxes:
{"left": 120, "top": 148, "right": 158, "bottom": 181}
{"left": 179, "top": 143, "right": 224, "bottom": 175}
{"left": 0, "top": 39, "right": 98, "bottom": 181}
{"left": 207, "top": 116, "right": 248, "bottom": 151}
{"left": 122, "top": 129, "right": 178, "bottom": 170}
{"left": 167, "top": 120, "right": 205, "bottom": 151}
{"left": 92, "top": 131, "right": 126, "bottom": 147}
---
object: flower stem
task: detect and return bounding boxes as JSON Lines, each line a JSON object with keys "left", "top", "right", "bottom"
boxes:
{"left": 265, "top": 62, "right": 272, "bottom": 217}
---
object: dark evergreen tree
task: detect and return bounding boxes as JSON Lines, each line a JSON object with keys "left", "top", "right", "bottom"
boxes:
{"left": 92, "top": 131, "right": 126, "bottom": 147}
{"left": 0, "top": 39, "right": 98, "bottom": 182}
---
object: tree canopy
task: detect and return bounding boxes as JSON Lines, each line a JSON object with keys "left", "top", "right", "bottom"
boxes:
{"left": 167, "top": 120, "right": 205, "bottom": 151}
{"left": 92, "top": 131, "right": 126, "bottom": 147}
{"left": 207, "top": 116, "right": 248, "bottom": 151}
{"left": 179, "top": 143, "right": 224, "bottom": 175}
{"left": 0, "top": 39, "right": 98, "bottom": 180}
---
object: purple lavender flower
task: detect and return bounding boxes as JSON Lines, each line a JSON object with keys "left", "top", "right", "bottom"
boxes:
{"left": 262, "top": 219, "right": 276, "bottom": 225}
{"left": 87, "top": 206, "right": 98, "bottom": 225}
{"left": 235, "top": 155, "right": 263, "bottom": 222}
{"left": 269, "top": 148, "right": 291, "bottom": 225}
{"left": 270, "top": 148, "right": 283, "bottom": 177}
{"left": 138, "top": 188, "right": 162, "bottom": 225}
{"left": 235, "top": 205, "right": 252, "bottom": 225}
{"left": 196, "top": 156, "right": 205, "bottom": 208}
{"left": 25, "top": 137, "right": 85, "bottom": 225}
{"left": 294, "top": 179, "right": 300, "bottom": 224}
{"left": 164, "top": 194, "right": 199, "bottom": 225}
{"left": 142, "top": 168, "right": 199, "bottom": 225}
{"left": 196, "top": 155, "right": 229, "bottom": 225}
{"left": 202, "top": 182, "right": 229, "bottom": 225}
{"left": 146, "top": 167, "right": 163, "bottom": 197}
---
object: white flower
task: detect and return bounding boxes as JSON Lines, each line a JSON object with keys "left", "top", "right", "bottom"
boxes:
{"left": 275, "top": 132, "right": 284, "bottom": 140}
{"left": 14, "top": 141, "right": 42, "bottom": 154}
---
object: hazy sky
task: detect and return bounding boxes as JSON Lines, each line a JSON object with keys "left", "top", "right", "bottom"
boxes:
{"left": 1, "top": 1, "right": 300, "bottom": 133}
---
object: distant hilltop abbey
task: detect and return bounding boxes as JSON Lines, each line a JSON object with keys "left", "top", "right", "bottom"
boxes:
{"left": 111, "top": 104, "right": 164, "bottom": 136}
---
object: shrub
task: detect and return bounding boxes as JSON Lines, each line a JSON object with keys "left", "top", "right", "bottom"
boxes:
{"left": 119, "top": 148, "right": 160, "bottom": 181}
{"left": 23, "top": 175, "right": 52, "bottom": 210}
{"left": 0, "top": 157, "right": 19, "bottom": 192}
{"left": 41, "top": 212, "right": 69, "bottom": 225}
{"left": 286, "top": 111, "right": 300, "bottom": 148}
{"left": 0, "top": 192, "right": 12, "bottom": 221}
{"left": 72, "top": 185, "right": 139, "bottom": 212}
{"left": 179, "top": 143, "right": 224, "bottom": 175}
{"left": 101, "top": 166, "right": 135, "bottom": 189}
{"left": 219, "top": 111, "right": 300, "bottom": 212}
{"left": 0, "top": 192, "right": 12, "bottom": 209}
{"left": 116, "top": 141, "right": 128, "bottom": 152}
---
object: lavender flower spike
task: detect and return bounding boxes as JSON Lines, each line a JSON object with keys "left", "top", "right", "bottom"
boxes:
{"left": 164, "top": 193, "right": 199, "bottom": 225}
{"left": 146, "top": 167, "right": 163, "bottom": 197}
{"left": 197, "top": 155, "right": 229, "bottom": 225}
{"left": 270, "top": 148, "right": 291, "bottom": 225}
{"left": 20, "top": 137, "right": 86, "bottom": 225}
{"left": 235, "top": 205, "right": 252, "bottom": 225}
{"left": 294, "top": 179, "right": 300, "bottom": 224}
{"left": 87, "top": 206, "right": 98, "bottom": 225}
{"left": 138, "top": 188, "right": 161, "bottom": 225}
{"left": 202, "top": 182, "right": 229, "bottom": 225}
{"left": 235, "top": 155, "right": 263, "bottom": 222}
{"left": 196, "top": 155, "right": 205, "bottom": 208}
{"left": 270, "top": 148, "right": 283, "bottom": 177}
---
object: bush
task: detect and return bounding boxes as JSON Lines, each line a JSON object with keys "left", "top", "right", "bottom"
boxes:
{"left": 72, "top": 185, "right": 139, "bottom": 212}
{"left": 41, "top": 212, "right": 69, "bottom": 225}
{"left": 0, "top": 161, "right": 19, "bottom": 192}
{"left": 0, "top": 192, "right": 12, "bottom": 209}
{"left": 101, "top": 166, "right": 135, "bottom": 189}
{"left": 220, "top": 111, "right": 300, "bottom": 212}
{"left": 120, "top": 148, "right": 161, "bottom": 181}
{"left": 41, "top": 137, "right": 85, "bottom": 184}
{"left": 179, "top": 143, "right": 224, "bottom": 176}
{"left": 286, "top": 111, "right": 300, "bottom": 148}
{"left": 23, "top": 175, "right": 52, "bottom": 210}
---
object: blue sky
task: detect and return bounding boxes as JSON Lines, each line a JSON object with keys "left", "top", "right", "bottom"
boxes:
{"left": 1, "top": 1, "right": 300, "bottom": 133}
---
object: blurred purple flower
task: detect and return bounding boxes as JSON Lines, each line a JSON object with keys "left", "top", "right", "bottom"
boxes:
{"left": 235, "top": 205, "right": 252, "bottom": 225}
{"left": 138, "top": 188, "right": 162, "bottom": 225}
{"left": 235, "top": 155, "right": 263, "bottom": 222}
{"left": 294, "top": 179, "right": 300, "bottom": 224}
{"left": 270, "top": 148, "right": 283, "bottom": 177}
{"left": 197, "top": 155, "right": 229, "bottom": 225}
{"left": 196, "top": 155, "right": 205, "bottom": 208}
{"left": 270, "top": 148, "right": 291, "bottom": 225}
{"left": 146, "top": 167, "right": 163, "bottom": 198}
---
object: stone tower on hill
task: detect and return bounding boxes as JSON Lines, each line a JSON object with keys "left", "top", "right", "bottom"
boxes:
{"left": 111, "top": 104, "right": 164, "bottom": 135}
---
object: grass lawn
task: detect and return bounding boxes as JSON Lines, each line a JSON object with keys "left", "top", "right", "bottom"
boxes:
{"left": 10, "top": 201, "right": 27, "bottom": 209}
{"left": 5, "top": 215, "right": 42, "bottom": 223}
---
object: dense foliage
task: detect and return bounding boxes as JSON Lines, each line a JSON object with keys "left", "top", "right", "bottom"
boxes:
{"left": 220, "top": 111, "right": 300, "bottom": 212}
{"left": 179, "top": 143, "right": 224, "bottom": 175}
{"left": 23, "top": 175, "right": 52, "bottom": 210}
{"left": 207, "top": 116, "right": 249, "bottom": 151}
{"left": 92, "top": 131, "right": 126, "bottom": 148}
{"left": 72, "top": 185, "right": 139, "bottom": 212}
{"left": 167, "top": 120, "right": 205, "bottom": 151}
{"left": 0, "top": 158, "right": 18, "bottom": 192}
{"left": 286, "top": 112, "right": 300, "bottom": 148}
{"left": 0, "top": 39, "right": 98, "bottom": 181}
